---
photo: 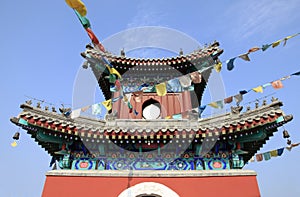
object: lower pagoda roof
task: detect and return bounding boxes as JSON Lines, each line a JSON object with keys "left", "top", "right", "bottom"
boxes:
{"left": 10, "top": 98, "right": 292, "bottom": 164}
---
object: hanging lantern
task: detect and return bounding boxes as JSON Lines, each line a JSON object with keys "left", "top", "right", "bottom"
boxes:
{"left": 12, "top": 132, "right": 20, "bottom": 140}
{"left": 283, "top": 130, "right": 290, "bottom": 138}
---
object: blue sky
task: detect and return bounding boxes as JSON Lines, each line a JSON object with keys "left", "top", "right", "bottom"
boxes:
{"left": 1, "top": 0, "right": 300, "bottom": 196}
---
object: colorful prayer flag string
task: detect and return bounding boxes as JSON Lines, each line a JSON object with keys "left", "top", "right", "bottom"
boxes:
{"left": 249, "top": 142, "right": 300, "bottom": 163}
{"left": 223, "top": 33, "right": 300, "bottom": 71}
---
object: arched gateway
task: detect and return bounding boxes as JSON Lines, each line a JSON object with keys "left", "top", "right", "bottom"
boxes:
{"left": 118, "top": 182, "right": 179, "bottom": 197}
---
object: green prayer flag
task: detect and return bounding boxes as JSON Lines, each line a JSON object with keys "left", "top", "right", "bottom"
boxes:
{"left": 262, "top": 44, "right": 271, "bottom": 51}
{"left": 109, "top": 74, "right": 117, "bottom": 83}
{"left": 74, "top": 10, "right": 90, "bottom": 28}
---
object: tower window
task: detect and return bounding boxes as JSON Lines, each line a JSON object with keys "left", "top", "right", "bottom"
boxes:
{"left": 142, "top": 98, "right": 161, "bottom": 119}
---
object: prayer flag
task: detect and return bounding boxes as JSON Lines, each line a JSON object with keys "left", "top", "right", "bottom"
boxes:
{"left": 234, "top": 94, "right": 243, "bottom": 105}
{"left": 214, "top": 62, "right": 222, "bottom": 73}
{"left": 112, "top": 96, "right": 123, "bottom": 103}
{"left": 65, "top": 0, "right": 87, "bottom": 16}
{"left": 239, "top": 90, "right": 248, "bottom": 95}
{"left": 216, "top": 100, "right": 224, "bottom": 109}
{"left": 249, "top": 156, "right": 255, "bottom": 162}
{"left": 239, "top": 53, "right": 250, "bottom": 61}
{"left": 262, "top": 83, "right": 272, "bottom": 88}
{"left": 133, "top": 91, "right": 143, "bottom": 102}
{"left": 172, "top": 113, "right": 182, "bottom": 119}
{"left": 224, "top": 96, "right": 233, "bottom": 104}
{"left": 165, "top": 116, "right": 172, "bottom": 119}
{"left": 11, "top": 141, "right": 17, "bottom": 147}
{"left": 178, "top": 75, "right": 192, "bottom": 88}
{"left": 134, "top": 109, "right": 139, "bottom": 116}
{"left": 277, "top": 148, "right": 284, "bottom": 156}
{"left": 208, "top": 102, "right": 218, "bottom": 108}
{"left": 271, "top": 80, "right": 283, "bottom": 89}
{"left": 248, "top": 47, "right": 260, "bottom": 53}
{"left": 49, "top": 157, "right": 56, "bottom": 167}
{"left": 291, "top": 71, "right": 300, "bottom": 76}
{"left": 263, "top": 152, "right": 271, "bottom": 161}
{"left": 71, "top": 108, "right": 81, "bottom": 119}
{"left": 190, "top": 71, "right": 202, "bottom": 84}
{"left": 262, "top": 44, "right": 271, "bottom": 51}
{"left": 110, "top": 85, "right": 117, "bottom": 92}
{"left": 115, "top": 80, "right": 121, "bottom": 90}
{"left": 102, "top": 99, "right": 112, "bottom": 111}
{"left": 85, "top": 28, "right": 100, "bottom": 45}
{"left": 272, "top": 40, "right": 281, "bottom": 48}
{"left": 111, "top": 68, "right": 122, "bottom": 79}
{"left": 109, "top": 74, "right": 117, "bottom": 84}
{"left": 74, "top": 10, "right": 90, "bottom": 28}
{"left": 256, "top": 154, "right": 263, "bottom": 162}
{"left": 226, "top": 58, "right": 236, "bottom": 71}
{"left": 92, "top": 103, "right": 102, "bottom": 115}
{"left": 128, "top": 102, "right": 133, "bottom": 113}
{"left": 81, "top": 105, "right": 90, "bottom": 112}
{"left": 270, "top": 150, "right": 278, "bottom": 157}
{"left": 283, "top": 33, "right": 299, "bottom": 46}
{"left": 252, "top": 86, "right": 263, "bottom": 93}
{"left": 123, "top": 93, "right": 131, "bottom": 103}
{"left": 155, "top": 82, "right": 167, "bottom": 96}
{"left": 208, "top": 101, "right": 223, "bottom": 109}
{"left": 280, "top": 75, "right": 291, "bottom": 81}
{"left": 167, "top": 78, "right": 182, "bottom": 92}
{"left": 198, "top": 105, "right": 206, "bottom": 117}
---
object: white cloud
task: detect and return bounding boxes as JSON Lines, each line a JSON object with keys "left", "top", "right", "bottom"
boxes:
{"left": 127, "top": 1, "right": 166, "bottom": 28}
{"left": 226, "top": 0, "right": 300, "bottom": 39}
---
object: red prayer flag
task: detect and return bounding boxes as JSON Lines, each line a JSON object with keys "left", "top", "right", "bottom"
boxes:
{"left": 271, "top": 80, "right": 283, "bottom": 89}
{"left": 190, "top": 71, "right": 202, "bottom": 84}
{"left": 133, "top": 90, "right": 143, "bottom": 103}
{"left": 248, "top": 47, "right": 260, "bottom": 53}
{"left": 224, "top": 96, "right": 233, "bottom": 104}
{"left": 85, "top": 28, "right": 100, "bottom": 45}
{"left": 256, "top": 154, "right": 263, "bottom": 162}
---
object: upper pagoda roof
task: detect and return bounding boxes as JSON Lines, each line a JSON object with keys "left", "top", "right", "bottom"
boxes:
{"left": 10, "top": 98, "right": 292, "bottom": 163}
{"left": 81, "top": 42, "right": 223, "bottom": 100}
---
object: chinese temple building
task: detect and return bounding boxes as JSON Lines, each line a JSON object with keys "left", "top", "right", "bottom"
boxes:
{"left": 10, "top": 40, "right": 293, "bottom": 197}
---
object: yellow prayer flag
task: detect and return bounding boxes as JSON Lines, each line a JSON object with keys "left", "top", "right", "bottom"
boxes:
{"left": 102, "top": 99, "right": 112, "bottom": 111}
{"left": 214, "top": 62, "right": 222, "bottom": 73}
{"left": 272, "top": 40, "right": 281, "bottom": 48}
{"left": 208, "top": 102, "right": 218, "bottom": 108}
{"left": 252, "top": 86, "right": 263, "bottom": 93}
{"left": 11, "top": 141, "right": 17, "bottom": 147}
{"left": 283, "top": 33, "right": 299, "bottom": 46}
{"left": 155, "top": 82, "right": 167, "bottom": 96}
{"left": 111, "top": 68, "right": 122, "bottom": 79}
{"left": 270, "top": 150, "right": 278, "bottom": 157}
{"left": 65, "top": 0, "right": 87, "bottom": 16}
{"left": 165, "top": 116, "right": 172, "bottom": 119}
{"left": 105, "top": 64, "right": 112, "bottom": 73}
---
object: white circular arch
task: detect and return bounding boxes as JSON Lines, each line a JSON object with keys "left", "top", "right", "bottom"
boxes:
{"left": 118, "top": 182, "right": 180, "bottom": 197}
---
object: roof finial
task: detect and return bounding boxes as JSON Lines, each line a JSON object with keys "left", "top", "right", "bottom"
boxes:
{"left": 179, "top": 48, "right": 183, "bottom": 56}
{"left": 120, "top": 48, "right": 125, "bottom": 57}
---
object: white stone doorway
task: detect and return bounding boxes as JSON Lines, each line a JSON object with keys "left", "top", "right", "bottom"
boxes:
{"left": 118, "top": 182, "right": 180, "bottom": 197}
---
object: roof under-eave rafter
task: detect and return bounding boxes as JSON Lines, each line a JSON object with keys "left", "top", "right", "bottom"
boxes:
{"left": 10, "top": 99, "right": 292, "bottom": 161}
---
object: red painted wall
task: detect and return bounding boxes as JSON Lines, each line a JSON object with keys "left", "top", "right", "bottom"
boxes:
{"left": 114, "top": 92, "right": 192, "bottom": 119}
{"left": 42, "top": 175, "right": 260, "bottom": 197}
